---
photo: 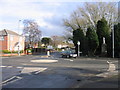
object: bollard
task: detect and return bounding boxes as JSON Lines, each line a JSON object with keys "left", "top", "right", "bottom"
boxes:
{"left": 47, "top": 50, "right": 50, "bottom": 57}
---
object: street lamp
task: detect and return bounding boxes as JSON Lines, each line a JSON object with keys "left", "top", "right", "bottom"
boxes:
{"left": 104, "top": 2, "right": 117, "bottom": 58}
{"left": 18, "top": 20, "right": 21, "bottom": 56}
{"left": 77, "top": 41, "right": 80, "bottom": 57}
{"left": 112, "top": 25, "right": 114, "bottom": 58}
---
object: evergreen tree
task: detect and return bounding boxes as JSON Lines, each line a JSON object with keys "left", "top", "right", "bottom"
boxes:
{"left": 96, "top": 17, "right": 110, "bottom": 56}
{"left": 114, "top": 23, "right": 120, "bottom": 57}
{"left": 86, "top": 27, "right": 99, "bottom": 56}
{"left": 73, "top": 28, "right": 86, "bottom": 55}
{"left": 41, "top": 37, "right": 52, "bottom": 46}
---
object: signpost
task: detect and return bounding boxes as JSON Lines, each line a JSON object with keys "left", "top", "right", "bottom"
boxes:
{"left": 77, "top": 41, "right": 80, "bottom": 57}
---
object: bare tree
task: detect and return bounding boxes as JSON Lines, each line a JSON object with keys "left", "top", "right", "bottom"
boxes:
{"left": 23, "top": 19, "right": 42, "bottom": 48}
{"left": 51, "top": 36, "right": 66, "bottom": 47}
{"left": 77, "top": 2, "right": 118, "bottom": 28}
{"left": 63, "top": 2, "right": 118, "bottom": 38}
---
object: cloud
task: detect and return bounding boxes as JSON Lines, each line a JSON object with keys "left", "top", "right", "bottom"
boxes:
{"left": 0, "top": 1, "right": 86, "bottom": 36}
{"left": 40, "top": 25, "right": 65, "bottom": 36}
{"left": 0, "top": 2, "right": 55, "bottom": 18}
{"left": 1, "top": 0, "right": 117, "bottom": 37}
{"left": 0, "top": 1, "right": 67, "bottom": 36}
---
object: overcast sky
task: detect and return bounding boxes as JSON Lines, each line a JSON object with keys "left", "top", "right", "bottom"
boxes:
{"left": 0, "top": 0, "right": 119, "bottom": 37}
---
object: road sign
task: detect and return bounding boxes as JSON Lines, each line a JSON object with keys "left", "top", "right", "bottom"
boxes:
{"left": 77, "top": 41, "right": 80, "bottom": 45}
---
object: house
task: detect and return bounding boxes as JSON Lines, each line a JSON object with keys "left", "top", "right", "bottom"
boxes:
{"left": 0, "top": 29, "right": 25, "bottom": 51}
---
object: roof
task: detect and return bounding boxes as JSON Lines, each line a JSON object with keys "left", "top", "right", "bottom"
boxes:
{"left": 0, "top": 29, "right": 20, "bottom": 36}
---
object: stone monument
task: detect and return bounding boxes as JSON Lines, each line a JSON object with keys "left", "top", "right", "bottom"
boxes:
{"left": 101, "top": 37, "right": 107, "bottom": 56}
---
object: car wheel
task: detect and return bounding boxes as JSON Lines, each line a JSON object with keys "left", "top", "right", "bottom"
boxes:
{"left": 68, "top": 55, "right": 71, "bottom": 58}
{"left": 66, "top": 55, "right": 69, "bottom": 58}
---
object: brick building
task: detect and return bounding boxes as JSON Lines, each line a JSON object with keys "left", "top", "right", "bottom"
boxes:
{"left": 0, "top": 29, "right": 25, "bottom": 51}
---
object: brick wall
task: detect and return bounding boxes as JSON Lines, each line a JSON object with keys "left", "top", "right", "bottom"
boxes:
{"left": 0, "top": 35, "right": 8, "bottom": 50}
{"left": 0, "top": 35, "right": 25, "bottom": 51}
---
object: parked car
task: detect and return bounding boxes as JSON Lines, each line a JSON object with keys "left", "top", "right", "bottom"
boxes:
{"left": 61, "top": 50, "right": 77, "bottom": 58}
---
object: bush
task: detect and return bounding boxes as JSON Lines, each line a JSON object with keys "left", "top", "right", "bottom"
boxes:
{"left": 1, "top": 50, "right": 24, "bottom": 54}
{"left": 26, "top": 49, "right": 32, "bottom": 53}
{"left": 2, "top": 50, "right": 11, "bottom": 53}
{"left": 12, "top": 51, "right": 18, "bottom": 53}
{"left": 20, "top": 50, "right": 23, "bottom": 53}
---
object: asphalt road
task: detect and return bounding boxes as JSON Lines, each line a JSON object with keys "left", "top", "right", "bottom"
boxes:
{"left": 1, "top": 52, "right": 119, "bottom": 88}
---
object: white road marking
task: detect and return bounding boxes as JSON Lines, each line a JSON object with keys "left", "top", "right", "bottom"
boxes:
{"left": 21, "top": 67, "right": 47, "bottom": 74}
{"left": 0, "top": 66, "right": 7, "bottom": 67}
{"left": 2, "top": 76, "right": 16, "bottom": 84}
{"left": 7, "top": 66, "right": 13, "bottom": 68}
{"left": 31, "top": 59, "right": 58, "bottom": 63}
{"left": 34, "top": 68, "right": 47, "bottom": 74}
{"left": 22, "top": 63, "right": 34, "bottom": 65}
{"left": 0, "top": 65, "right": 23, "bottom": 69}
{"left": 1, "top": 76, "right": 22, "bottom": 85}
{"left": 16, "top": 67, "right": 23, "bottom": 69}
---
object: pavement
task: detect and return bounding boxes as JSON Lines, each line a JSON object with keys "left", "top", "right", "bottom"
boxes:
{"left": 81, "top": 75, "right": 119, "bottom": 88}
{"left": 73, "top": 57, "right": 119, "bottom": 88}
{"left": 73, "top": 70, "right": 119, "bottom": 88}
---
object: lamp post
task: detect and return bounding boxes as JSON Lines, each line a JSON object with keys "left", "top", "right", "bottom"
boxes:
{"left": 77, "top": 41, "right": 80, "bottom": 57}
{"left": 112, "top": 25, "right": 114, "bottom": 58}
{"left": 104, "top": 3, "right": 117, "bottom": 58}
{"left": 18, "top": 20, "right": 21, "bottom": 56}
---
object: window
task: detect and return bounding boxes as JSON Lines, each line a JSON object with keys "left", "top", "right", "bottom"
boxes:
{"left": 0, "top": 36, "right": 4, "bottom": 41}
